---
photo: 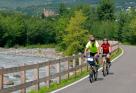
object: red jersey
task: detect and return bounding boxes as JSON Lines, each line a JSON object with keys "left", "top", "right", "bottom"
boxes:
{"left": 101, "top": 43, "right": 111, "bottom": 54}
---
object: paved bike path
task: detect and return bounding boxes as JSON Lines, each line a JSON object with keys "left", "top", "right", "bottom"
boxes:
{"left": 54, "top": 45, "right": 136, "bottom": 93}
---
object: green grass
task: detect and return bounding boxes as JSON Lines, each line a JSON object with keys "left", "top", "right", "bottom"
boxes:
{"left": 29, "top": 48, "right": 123, "bottom": 93}
{"left": 111, "top": 48, "right": 122, "bottom": 60}
{"left": 122, "top": 42, "right": 136, "bottom": 46}
{"left": 29, "top": 71, "right": 89, "bottom": 93}
{"left": 21, "top": 44, "right": 56, "bottom": 49}
{"left": 122, "top": 42, "right": 131, "bottom": 45}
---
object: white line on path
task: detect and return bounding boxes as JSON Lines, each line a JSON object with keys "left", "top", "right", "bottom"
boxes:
{"left": 51, "top": 48, "right": 124, "bottom": 93}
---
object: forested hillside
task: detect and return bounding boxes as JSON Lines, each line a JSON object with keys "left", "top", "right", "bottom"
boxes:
{"left": 0, "top": 0, "right": 136, "bottom": 55}
{"left": 0, "top": 0, "right": 136, "bottom": 9}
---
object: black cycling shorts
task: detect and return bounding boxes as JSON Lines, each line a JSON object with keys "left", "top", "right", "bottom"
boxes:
{"left": 90, "top": 52, "right": 97, "bottom": 56}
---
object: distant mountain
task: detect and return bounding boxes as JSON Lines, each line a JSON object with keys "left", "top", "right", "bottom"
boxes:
{"left": 1, "top": 0, "right": 136, "bottom": 16}
{"left": 0, "top": 0, "right": 136, "bottom": 8}
{"left": 0, "top": 0, "right": 98, "bottom": 16}
{"left": 0, "top": 0, "right": 85, "bottom": 9}
{"left": 0, "top": 0, "right": 136, "bottom": 9}
{"left": 0, "top": 0, "right": 54, "bottom": 9}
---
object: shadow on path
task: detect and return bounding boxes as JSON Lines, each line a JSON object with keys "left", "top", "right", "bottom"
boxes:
{"left": 108, "top": 72, "right": 114, "bottom": 75}
{"left": 97, "top": 78, "right": 104, "bottom": 81}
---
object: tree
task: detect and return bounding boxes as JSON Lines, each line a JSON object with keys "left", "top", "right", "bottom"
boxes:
{"left": 1, "top": 15, "right": 27, "bottom": 47}
{"left": 117, "top": 11, "right": 128, "bottom": 41}
{"left": 63, "top": 10, "right": 88, "bottom": 55}
{"left": 128, "top": 18, "right": 136, "bottom": 44}
{"left": 91, "top": 20, "right": 118, "bottom": 40}
{"left": 118, "top": 9, "right": 136, "bottom": 44}
{"left": 122, "top": 16, "right": 136, "bottom": 44}
{"left": 0, "top": 22, "right": 5, "bottom": 47}
{"left": 26, "top": 18, "right": 56, "bottom": 44}
{"left": 97, "top": 0, "right": 115, "bottom": 21}
{"left": 75, "top": 5, "right": 98, "bottom": 32}
{"left": 55, "top": 16, "right": 69, "bottom": 50}
{"left": 0, "top": 11, "right": 57, "bottom": 47}
{"left": 59, "top": 3, "right": 68, "bottom": 16}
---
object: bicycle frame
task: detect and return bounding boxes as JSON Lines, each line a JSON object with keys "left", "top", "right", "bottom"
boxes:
{"left": 102, "top": 54, "right": 110, "bottom": 76}
{"left": 86, "top": 56, "right": 98, "bottom": 83}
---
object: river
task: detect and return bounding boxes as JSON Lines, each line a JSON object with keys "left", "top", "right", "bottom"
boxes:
{"left": 0, "top": 53, "right": 67, "bottom": 93}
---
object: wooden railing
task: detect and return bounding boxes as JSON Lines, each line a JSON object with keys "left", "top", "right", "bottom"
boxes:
{"left": 0, "top": 41, "right": 119, "bottom": 93}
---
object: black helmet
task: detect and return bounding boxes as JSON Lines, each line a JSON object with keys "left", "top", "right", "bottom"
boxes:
{"left": 90, "top": 36, "right": 95, "bottom": 42}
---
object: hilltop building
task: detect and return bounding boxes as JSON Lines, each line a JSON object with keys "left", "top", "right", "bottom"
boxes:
{"left": 42, "top": 8, "right": 59, "bottom": 17}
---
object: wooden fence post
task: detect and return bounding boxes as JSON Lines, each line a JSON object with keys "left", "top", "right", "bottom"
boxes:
{"left": 20, "top": 64, "right": 26, "bottom": 93}
{"left": 34, "top": 64, "right": 40, "bottom": 90}
{"left": 73, "top": 54, "right": 76, "bottom": 77}
{"left": 117, "top": 41, "right": 120, "bottom": 52}
{"left": 78, "top": 53, "right": 82, "bottom": 73}
{"left": 59, "top": 61, "right": 61, "bottom": 84}
{"left": 46, "top": 62, "right": 50, "bottom": 87}
{"left": 67, "top": 59, "right": 70, "bottom": 79}
{"left": 0, "top": 67, "right": 4, "bottom": 90}
{"left": 56, "top": 60, "right": 61, "bottom": 84}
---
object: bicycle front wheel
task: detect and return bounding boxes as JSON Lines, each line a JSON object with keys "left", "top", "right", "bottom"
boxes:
{"left": 103, "top": 62, "right": 107, "bottom": 77}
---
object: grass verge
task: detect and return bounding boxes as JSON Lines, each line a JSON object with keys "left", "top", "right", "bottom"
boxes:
{"left": 21, "top": 44, "right": 55, "bottom": 49}
{"left": 29, "top": 48, "right": 123, "bottom": 93}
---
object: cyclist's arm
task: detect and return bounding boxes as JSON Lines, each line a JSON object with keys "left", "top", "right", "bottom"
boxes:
{"left": 84, "top": 42, "right": 90, "bottom": 56}
{"left": 100, "top": 44, "right": 103, "bottom": 54}
{"left": 84, "top": 48, "right": 89, "bottom": 57}
{"left": 96, "top": 41, "right": 100, "bottom": 55}
{"left": 97, "top": 47, "right": 100, "bottom": 55}
{"left": 109, "top": 44, "right": 112, "bottom": 53}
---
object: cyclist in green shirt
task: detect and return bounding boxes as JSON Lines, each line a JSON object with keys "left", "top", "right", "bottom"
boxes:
{"left": 84, "top": 36, "right": 100, "bottom": 66}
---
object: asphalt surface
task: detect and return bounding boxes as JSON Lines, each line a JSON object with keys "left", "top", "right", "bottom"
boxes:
{"left": 55, "top": 45, "right": 136, "bottom": 93}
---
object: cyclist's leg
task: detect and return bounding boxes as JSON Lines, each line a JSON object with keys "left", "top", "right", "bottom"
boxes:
{"left": 102, "top": 55, "right": 105, "bottom": 72}
{"left": 94, "top": 54, "right": 100, "bottom": 69}
{"left": 87, "top": 61, "right": 94, "bottom": 72}
{"left": 95, "top": 56, "right": 99, "bottom": 64}
{"left": 106, "top": 54, "right": 111, "bottom": 66}
{"left": 89, "top": 65, "right": 94, "bottom": 79}
{"left": 89, "top": 52, "right": 99, "bottom": 70}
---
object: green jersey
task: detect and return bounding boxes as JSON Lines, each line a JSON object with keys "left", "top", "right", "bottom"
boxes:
{"left": 86, "top": 41, "right": 99, "bottom": 53}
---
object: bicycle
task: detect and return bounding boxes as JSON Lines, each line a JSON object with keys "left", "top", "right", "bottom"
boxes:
{"left": 102, "top": 54, "right": 110, "bottom": 77}
{"left": 86, "top": 56, "right": 98, "bottom": 83}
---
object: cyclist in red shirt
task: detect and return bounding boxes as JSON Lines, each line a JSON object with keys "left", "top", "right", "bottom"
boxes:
{"left": 101, "top": 38, "right": 112, "bottom": 66}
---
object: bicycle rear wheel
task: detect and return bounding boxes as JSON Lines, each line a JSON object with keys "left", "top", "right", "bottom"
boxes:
{"left": 94, "top": 70, "right": 98, "bottom": 81}
{"left": 89, "top": 66, "right": 94, "bottom": 83}
{"left": 103, "top": 62, "right": 107, "bottom": 77}
{"left": 106, "top": 63, "right": 110, "bottom": 75}
{"left": 89, "top": 73, "right": 93, "bottom": 83}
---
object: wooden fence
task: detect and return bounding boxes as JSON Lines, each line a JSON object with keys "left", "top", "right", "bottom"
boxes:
{"left": 0, "top": 41, "right": 119, "bottom": 93}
